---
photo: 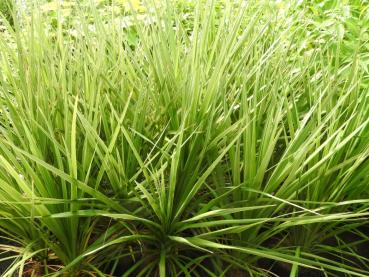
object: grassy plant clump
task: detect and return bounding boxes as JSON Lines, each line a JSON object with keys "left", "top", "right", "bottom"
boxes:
{"left": 0, "top": 0, "right": 369, "bottom": 276}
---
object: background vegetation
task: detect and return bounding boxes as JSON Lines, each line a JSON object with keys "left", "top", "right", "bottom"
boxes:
{"left": 0, "top": 0, "right": 369, "bottom": 276}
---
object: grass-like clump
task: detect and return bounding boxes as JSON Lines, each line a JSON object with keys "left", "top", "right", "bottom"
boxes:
{"left": 0, "top": 0, "right": 369, "bottom": 276}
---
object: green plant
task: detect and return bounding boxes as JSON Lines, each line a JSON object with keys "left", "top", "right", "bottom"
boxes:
{"left": 0, "top": 0, "right": 369, "bottom": 276}
{"left": 0, "top": 0, "right": 14, "bottom": 25}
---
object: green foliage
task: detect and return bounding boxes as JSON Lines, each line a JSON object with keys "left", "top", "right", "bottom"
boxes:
{"left": 0, "top": 0, "right": 13, "bottom": 25}
{"left": 0, "top": 0, "right": 369, "bottom": 276}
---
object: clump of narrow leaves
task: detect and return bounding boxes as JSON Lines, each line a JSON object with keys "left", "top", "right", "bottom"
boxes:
{"left": 0, "top": 0, "right": 369, "bottom": 276}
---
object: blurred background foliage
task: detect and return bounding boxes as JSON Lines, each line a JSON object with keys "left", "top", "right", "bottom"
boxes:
{"left": 1, "top": 0, "right": 368, "bottom": 104}
{"left": 0, "top": 0, "right": 14, "bottom": 25}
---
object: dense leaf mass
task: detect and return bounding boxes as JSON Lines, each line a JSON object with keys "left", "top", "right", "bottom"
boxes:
{"left": 0, "top": 0, "right": 369, "bottom": 276}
